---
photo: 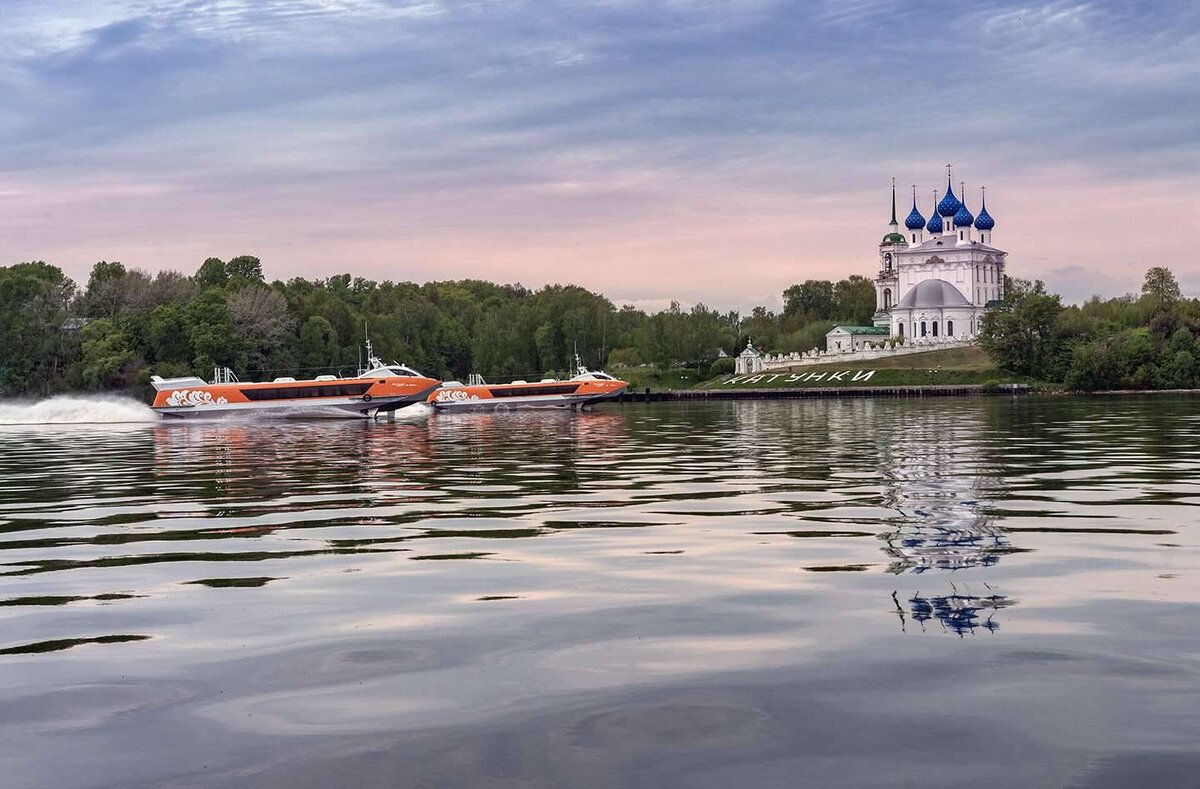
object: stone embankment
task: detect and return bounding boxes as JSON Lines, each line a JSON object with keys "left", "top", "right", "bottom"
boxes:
{"left": 617, "top": 383, "right": 1029, "bottom": 402}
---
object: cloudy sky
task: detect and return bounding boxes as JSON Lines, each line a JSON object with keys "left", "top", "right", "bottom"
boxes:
{"left": 2, "top": 0, "right": 1198, "bottom": 309}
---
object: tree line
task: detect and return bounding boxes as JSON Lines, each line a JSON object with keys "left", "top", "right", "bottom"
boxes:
{"left": 980, "top": 266, "right": 1200, "bottom": 390}
{"left": 0, "top": 257, "right": 877, "bottom": 396}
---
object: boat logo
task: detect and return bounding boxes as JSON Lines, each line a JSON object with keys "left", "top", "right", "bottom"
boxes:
{"left": 166, "top": 389, "right": 229, "bottom": 407}
{"left": 434, "top": 390, "right": 480, "bottom": 403}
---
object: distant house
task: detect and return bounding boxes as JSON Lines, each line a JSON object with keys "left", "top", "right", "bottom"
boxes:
{"left": 826, "top": 325, "right": 890, "bottom": 352}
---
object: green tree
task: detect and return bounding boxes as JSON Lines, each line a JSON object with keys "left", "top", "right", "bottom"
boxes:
{"left": 979, "top": 279, "right": 1064, "bottom": 379}
{"left": 1142, "top": 266, "right": 1181, "bottom": 312}
{"left": 226, "top": 255, "right": 264, "bottom": 284}
{"left": 0, "top": 262, "right": 76, "bottom": 394}
{"left": 194, "top": 257, "right": 228, "bottom": 290}
{"left": 784, "top": 280, "right": 835, "bottom": 321}
{"left": 229, "top": 285, "right": 295, "bottom": 372}
{"left": 299, "top": 316, "right": 340, "bottom": 371}
{"left": 832, "top": 275, "right": 876, "bottom": 324}
{"left": 79, "top": 319, "right": 138, "bottom": 389}
{"left": 147, "top": 304, "right": 191, "bottom": 366}
{"left": 185, "top": 290, "right": 238, "bottom": 371}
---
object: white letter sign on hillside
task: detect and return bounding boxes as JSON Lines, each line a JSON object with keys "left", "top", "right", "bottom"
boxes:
{"left": 721, "top": 370, "right": 876, "bottom": 385}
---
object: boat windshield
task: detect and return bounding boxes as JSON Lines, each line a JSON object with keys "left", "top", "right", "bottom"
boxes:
{"left": 357, "top": 364, "right": 423, "bottom": 379}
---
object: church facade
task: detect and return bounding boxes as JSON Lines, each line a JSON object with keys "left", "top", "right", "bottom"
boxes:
{"left": 871, "top": 169, "right": 1004, "bottom": 341}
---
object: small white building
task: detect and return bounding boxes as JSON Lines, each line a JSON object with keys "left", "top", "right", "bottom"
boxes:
{"left": 826, "top": 325, "right": 890, "bottom": 352}
{"left": 734, "top": 340, "right": 764, "bottom": 375}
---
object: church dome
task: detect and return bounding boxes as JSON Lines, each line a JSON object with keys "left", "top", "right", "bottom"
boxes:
{"left": 896, "top": 279, "right": 971, "bottom": 310}
{"left": 881, "top": 232, "right": 906, "bottom": 245}
{"left": 974, "top": 199, "right": 995, "bottom": 230}
{"left": 926, "top": 212, "right": 943, "bottom": 234}
{"left": 953, "top": 199, "right": 974, "bottom": 228}
{"left": 904, "top": 201, "right": 926, "bottom": 230}
{"left": 937, "top": 181, "right": 961, "bottom": 217}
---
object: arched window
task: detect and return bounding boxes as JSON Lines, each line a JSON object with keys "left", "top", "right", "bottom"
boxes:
{"left": 884, "top": 253, "right": 892, "bottom": 270}
{"left": 932, "top": 321, "right": 939, "bottom": 337}
{"left": 947, "top": 319, "right": 954, "bottom": 336}
{"left": 883, "top": 288, "right": 892, "bottom": 309}
{"left": 920, "top": 321, "right": 927, "bottom": 337}
{"left": 898, "top": 323, "right": 904, "bottom": 337}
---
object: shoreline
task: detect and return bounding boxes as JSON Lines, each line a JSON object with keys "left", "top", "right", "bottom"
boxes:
{"left": 616, "top": 385, "right": 1200, "bottom": 402}
{"left": 619, "top": 384, "right": 1030, "bottom": 402}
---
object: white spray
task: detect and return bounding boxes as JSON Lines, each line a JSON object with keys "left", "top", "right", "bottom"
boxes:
{"left": 0, "top": 395, "right": 160, "bottom": 425}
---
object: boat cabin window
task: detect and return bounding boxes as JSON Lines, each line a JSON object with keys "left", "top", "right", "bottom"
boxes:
{"left": 359, "top": 365, "right": 422, "bottom": 378}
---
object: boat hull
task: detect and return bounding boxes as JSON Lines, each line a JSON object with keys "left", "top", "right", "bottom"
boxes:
{"left": 152, "top": 379, "right": 440, "bottom": 420}
{"left": 428, "top": 381, "right": 627, "bottom": 412}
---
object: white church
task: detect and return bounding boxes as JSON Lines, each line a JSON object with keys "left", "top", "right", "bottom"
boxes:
{"left": 870, "top": 167, "right": 1004, "bottom": 341}
{"left": 736, "top": 168, "right": 1005, "bottom": 375}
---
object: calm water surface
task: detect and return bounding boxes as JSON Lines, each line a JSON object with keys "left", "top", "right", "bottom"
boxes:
{"left": 1, "top": 397, "right": 1199, "bottom": 788}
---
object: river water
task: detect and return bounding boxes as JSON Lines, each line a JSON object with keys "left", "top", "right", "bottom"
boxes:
{"left": 1, "top": 397, "right": 1198, "bottom": 788}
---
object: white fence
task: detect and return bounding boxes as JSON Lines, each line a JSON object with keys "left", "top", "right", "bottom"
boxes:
{"left": 737, "top": 336, "right": 977, "bottom": 374}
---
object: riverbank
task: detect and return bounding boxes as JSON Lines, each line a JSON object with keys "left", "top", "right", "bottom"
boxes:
{"left": 618, "top": 383, "right": 1030, "bottom": 402}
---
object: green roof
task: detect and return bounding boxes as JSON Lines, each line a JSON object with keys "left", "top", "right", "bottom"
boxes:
{"left": 881, "top": 232, "right": 906, "bottom": 245}
{"left": 834, "top": 325, "right": 890, "bottom": 335}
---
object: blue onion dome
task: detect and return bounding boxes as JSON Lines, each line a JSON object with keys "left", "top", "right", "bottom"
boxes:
{"left": 974, "top": 198, "right": 995, "bottom": 230}
{"left": 937, "top": 180, "right": 961, "bottom": 217}
{"left": 953, "top": 198, "right": 974, "bottom": 228}
{"left": 926, "top": 211, "right": 943, "bottom": 234}
{"left": 904, "top": 200, "right": 926, "bottom": 230}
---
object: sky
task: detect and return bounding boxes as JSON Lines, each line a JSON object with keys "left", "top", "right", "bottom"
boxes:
{"left": 2, "top": 0, "right": 1199, "bottom": 311}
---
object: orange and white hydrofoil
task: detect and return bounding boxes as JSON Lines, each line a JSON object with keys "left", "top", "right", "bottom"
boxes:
{"left": 428, "top": 358, "right": 626, "bottom": 412}
{"left": 151, "top": 343, "right": 441, "bottom": 419}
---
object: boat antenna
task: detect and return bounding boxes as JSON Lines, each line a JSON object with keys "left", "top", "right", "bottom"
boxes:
{"left": 573, "top": 340, "right": 588, "bottom": 376}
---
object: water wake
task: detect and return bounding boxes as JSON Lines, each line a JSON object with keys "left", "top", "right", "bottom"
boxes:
{"left": 0, "top": 395, "right": 159, "bottom": 425}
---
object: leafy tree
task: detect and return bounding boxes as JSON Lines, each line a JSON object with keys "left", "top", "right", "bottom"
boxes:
{"left": 299, "top": 316, "right": 340, "bottom": 371}
{"left": 979, "top": 279, "right": 1064, "bottom": 379}
{"left": 1142, "top": 266, "right": 1181, "bottom": 312}
{"left": 147, "top": 304, "right": 191, "bottom": 366}
{"left": 0, "top": 262, "right": 76, "bottom": 394}
{"left": 79, "top": 319, "right": 137, "bottom": 389}
{"left": 194, "top": 257, "right": 228, "bottom": 290}
{"left": 784, "top": 280, "right": 835, "bottom": 321}
{"left": 185, "top": 290, "right": 238, "bottom": 371}
{"left": 709, "top": 356, "right": 735, "bottom": 377}
{"left": 832, "top": 275, "right": 876, "bottom": 324}
{"left": 228, "top": 285, "right": 295, "bottom": 370}
{"left": 82, "top": 261, "right": 128, "bottom": 318}
{"left": 226, "top": 255, "right": 264, "bottom": 284}
{"left": 150, "top": 270, "right": 198, "bottom": 305}
{"left": 607, "top": 347, "right": 642, "bottom": 367}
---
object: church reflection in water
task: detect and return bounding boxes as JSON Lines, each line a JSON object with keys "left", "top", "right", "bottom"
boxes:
{"left": 874, "top": 403, "right": 1019, "bottom": 633}
{"left": 892, "top": 586, "right": 1016, "bottom": 636}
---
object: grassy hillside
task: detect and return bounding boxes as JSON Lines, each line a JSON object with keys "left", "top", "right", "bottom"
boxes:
{"left": 698, "top": 345, "right": 1029, "bottom": 389}
{"left": 609, "top": 365, "right": 708, "bottom": 393}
